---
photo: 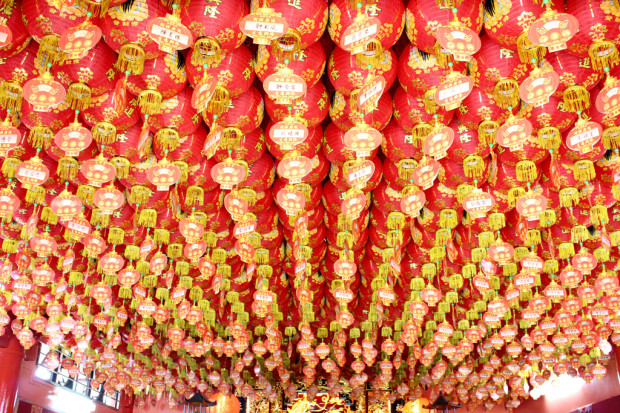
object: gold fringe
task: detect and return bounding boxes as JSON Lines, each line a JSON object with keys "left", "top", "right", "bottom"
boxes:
{"left": 76, "top": 0, "right": 111, "bottom": 17}
{"left": 572, "top": 160, "right": 595, "bottom": 182}
{"left": 0, "top": 81, "right": 23, "bottom": 114}
{"left": 563, "top": 85, "right": 590, "bottom": 113}
{"left": 2, "top": 157, "right": 20, "bottom": 178}
{"left": 37, "top": 34, "right": 65, "bottom": 68}
{"left": 424, "top": 89, "right": 438, "bottom": 114}
{"left": 185, "top": 186, "right": 204, "bottom": 206}
{"left": 154, "top": 128, "right": 180, "bottom": 152}
{"left": 41, "top": 206, "right": 58, "bottom": 225}
{"left": 456, "top": 183, "right": 474, "bottom": 203}
{"left": 192, "top": 37, "right": 222, "bottom": 68}
{"left": 558, "top": 243, "right": 575, "bottom": 259}
{"left": 478, "top": 231, "right": 494, "bottom": 248}
{"left": 208, "top": 86, "right": 231, "bottom": 116}
{"left": 422, "top": 263, "right": 436, "bottom": 278}
{"left": 91, "top": 209, "right": 110, "bottom": 228}
{"left": 130, "top": 185, "right": 152, "bottom": 205}
{"left": 92, "top": 121, "right": 117, "bottom": 144}
{"left": 387, "top": 211, "right": 406, "bottom": 230}
{"left": 478, "top": 120, "right": 499, "bottom": 146}
{"left": 590, "top": 205, "right": 608, "bottom": 227}
{"left": 57, "top": 157, "right": 79, "bottom": 180}
{"left": 66, "top": 82, "right": 92, "bottom": 111}
{"left": 211, "top": 248, "right": 226, "bottom": 264}
{"left": 494, "top": 78, "right": 520, "bottom": 109}
{"left": 435, "top": 229, "right": 450, "bottom": 246}
{"left": 138, "top": 209, "right": 157, "bottom": 227}
{"left": 77, "top": 185, "right": 95, "bottom": 205}
{"left": 108, "top": 227, "right": 125, "bottom": 245}
{"left": 463, "top": 155, "right": 485, "bottom": 180}
{"left": 28, "top": 126, "right": 53, "bottom": 149}
{"left": 117, "top": 43, "right": 146, "bottom": 75}
{"left": 594, "top": 247, "right": 609, "bottom": 263}
{"left": 516, "top": 160, "right": 537, "bottom": 182}
{"left": 355, "top": 38, "right": 383, "bottom": 69}
{"left": 139, "top": 89, "right": 162, "bottom": 116}
{"left": 488, "top": 212, "right": 505, "bottom": 231}
{"left": 571, "top": 225, "right": 589, "bottom": 243}
{"left": 517, "top": 32, "right": 546, "bottom": 64}
{"left": 111, "top": 157, "right": 130, "bottom": 179}
{"left": 539, "top": 209, "right": 556, "bottom": 227}
{"left": 614, "top": 184, "right": 620, "bottom": 201}
{"left": 1, "top": 239, "right": 17, "bottom": 253}
{"left": 153, "top": 228, "right": 170, "bottom": 245}
{"left": 526, "top": 230, "right": 541, "bottom": 246}
{"left": 588, "top": 40, "right": 620, "bottom": 72}
{"left": 167, "top": 243, "right": 182, "bottom": 259}
{"left": 412, "top": 123, "right": 432, "bottom": 146}
{"left": 507, "top": 187, "right": 525, "bottom": 207}
{"left": 430, "top": 246, "right": 445, "bottom": 262}
{"left": 537, "top": 126, "right": 561, "bottom": 150}
{"left": 544, "top": 259, "right": 559, "bottom": 274}
{"left": 439, "top": 209, "right": 458, "bottom": 229}
{"left": 124, "top": 245, "right": 139, "bottom": 261}
{"left": 559, "top": 187, "right": 580, "bottom": 207}
{"left": 397, "top": 158, "right": 418, "bottom": 181}
{"left": 26, "top": 187, "right": 45, "bottom": 204}
{"left": 172, "top": 161, "right": 189, "bottom": 183}
{"left": 602, "top": 126, "right": 620, "bottom": 150}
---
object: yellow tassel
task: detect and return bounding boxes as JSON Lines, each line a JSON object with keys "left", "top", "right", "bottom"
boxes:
{"left": 139, "top": 89, "right": 162, "bottom": 116}
{"left": 563, "top": 85, "right": 590, "bottom": 113}
{"left": 439, "top": 209, "right": 458, "bottom": 229}
{"left": 588, "top": 40, "right": 619, "bottom": 72}
{"left": 526, "top": 230, "right": 541, "bottom": 246}
{"left": 517, "top": 32, "right": 546, "bottom": 64}
{"left": 119, "top": 287, "right": 132, "bottom": 299}
{"left": 411, "top": 123, "right": 432, "bottom": 146}
{"left": 75, "top": 0, "right": 111, "bottom": 17}
{"left": 422, "top": 263, "right": 436, "bottom": 278}
{"left": 456, "top": 183, "right": 474, "bottom": 204}
{"left": 41, "top": 206, "right": 57, "bottom": 225}
{"left": 1, "top": 239, "right": 17, "bottom": 253}
{"left": 573, "top": 160, "right": 595, "bottom": 182}
{"left": 138, "top": 209, "right": 157, "bottom": 227}
{"left": 424, "top": 89, "right": 438, "bottom": 114}
{"left": 539, "top": 209, "right": 556, "bottom": 227}
{"left": 503, "top": 263, "right": 517, "bottom": 277}
{"left": 430, "top": 246, "right": 445, "bottom": 263}
{"left": 611, "top": 231, "right": 620, "bottom": 247}
{"left": 26, "top": 187, "right": 45, "bottom": 204}
{"left": 208, "top": 86, "right": 231, "bottom": 116}
{"left": 387, "top": 211, "right": 406, "bottom": 230}
{"left": 559, "top": 187, "right": 580, "bottom": 207}
{"left": 398, "top": 158, "right": 418, "bottom": 181}
{"left": 537, "top": 127, "right": 561, "bottom": 150}
{"left": 493, "top": 78, "right": 520, "bottom": 109}
{"left": 462, "top": 264, "right": 476, "bottom": 279}
{"left": 258, "top": 265, "right": 273, "bottom": 278}
{"left": 108, "top": 227, "right": 125, "bottom": 245}
{"left": 544, "top": 259, "right": 559, "bottom": 274}
{"left": 614, "top": 184, "right": 620, "bottom": 201}
{"left": 513, "top": 246, "right": 528, "bottom": 262}
{"left": 355, "top": 38, "right": 383, "bottom": 69}
{"left": 153, "top": 229, "right": 170, "bottom": 245}
{"left": 37, "top": 34, "right": 65, "bottom": 67}
{"left": 602, "top": 127, "right": 620, "bottom": 150}
{"left": 590, "top": 205, "right": 609, "bottom": 227}
{"left": 435, "top": 229, "right": 450, "bottom": 246}
{"left": 111, "top": 157, "right": 130, "bottom": 179}
{"left": 172, "top": 161, "right": 189, "bottom": 183}
{"left": 2, "top": 157, "right": 19, "bottom": 178}
{"left": 117, "top": 43, "right": 146, "bottom": 75}
{"left": 130, "top": 185, "right": 152, "bottom": 205}
{"left": 185, "top": 186, "right": 204, "bottom": 206}
{"left": 434, "top": 41, "right": 453, "bottom": 68}
{"left": 516, "top": 160, "right": 537, "bottom": 182}
{"left": 0, "top": 81, "right": 23, "bottom": 114}
{"left": 192, "top": 37, "right": 222, "bottom": 68}
{"left": 507, "top": 187, "right": 525, "bottom": 207}
{"left": 239, "top": 188, "right": 258, "bottom": 207}
{"left": 594, "top": 247, "right": 610, "bottom": 263}
{"left": 478, "top": 120, "right": 499, "bottom": 146}
{"left": 337, "top": 214, "right": 352, "bottom": 232}
{"left": 66, "top": 82, "right": 92, "bottom": 111}
{"left": 254, "top": 248, "right": 269, "bottom": 265}
{"left": 204, "top": 231, "right": 218, "bottom": 248}
{"left": 471, "top": 247, "right": 486, "bottom": 263}
{"left": 28, "top": 126, "right": 53, "bottom": 149}
{"left": 136, "top": 260, "right": 149, "bottom": 274}
{"left": 77, "top": 185, "right": 95, "bottom": 205}
{"left": 91, "top": 209, "right": 110, "bottom": 228}
{"left": 212, "top": 248, "right": 227, "bottom": 264}
{"left": 488, "top": 212, "right": 506, "bottom": 231}
{"left": 463, "top": 155, "right": 485, "bottom": 180}
{"left": 57, "top": 157, "right": 79, "bottom": 180}
{"left": 92, "top": 121, "right": 117, "bottom": 144}
{"left": 166, "top": 243, "right": 182, "bottom": 259}
{"left": 124, "top": 245, "right": 139, "bottom": 261}
{"left": 571, "top": 225, "right": 589, "bottom": 243}
{"left": 478, "top": 231, "right": 494, "bottom": 248}
{"left": 154, "top": 128, "right": 180, "bottom": 151}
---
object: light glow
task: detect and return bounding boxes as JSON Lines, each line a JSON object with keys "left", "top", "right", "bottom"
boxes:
{"left": 47, "top": 386, "right": 97, "bottom": 413}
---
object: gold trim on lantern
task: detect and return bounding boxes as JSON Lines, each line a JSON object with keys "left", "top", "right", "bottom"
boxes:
{"left": 138, "top": 89, "right": 163, "bottom": 116}
{"left": 66, "top": 82, "right": 92, "bottom": 111}
{"left": 155, "top": 128, "right": 180, "bottom": 151}
{"left": 517, "top": 32, "right": 546, "bottom": 64}
{"left": 208, "top": 85, "right": 231, "bottom": 116}
{"left": 478, "top": 120, "right": 499, "bottom": 146}
{"left": 192, "top": 37, "right": 222, "bottom": 68}
{"left": 563, "top": 85, "right": 590, "bottom": 113}
{"left": 28, "top": 125, "right": 53, "bottom": 149}
{"left": 57, "top": 157, "right": 79, "bottom": 180}
{"left": 515, "top": 160, "right": 537, "bottom": 182}
{"left": 0, "top": 81, "right": 23, "bottom": 114}
{"left": 588, "top": 40, "right": 620, "bottom": 72}
{"left": 494, "top": 78, "right": 520, "bottom": 109}
{"left": 537, "top": 126, "right": 561, "bottom": 150}
{"left": 117, "top": 43, "right": 146, "bottom": 75}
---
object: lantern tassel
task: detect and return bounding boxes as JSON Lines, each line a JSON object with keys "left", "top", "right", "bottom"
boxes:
{"left": 207, "top": 85, "right": 230, "bottom": 115}
{"left": 108, "top": 227, "right": 125, "bottom": 245}
{"left": 478, "top": 120, "right": 499, "bottom": 146}
{"left": 130, "top": 185, "right": 152, "bottom": 205}
{"left": 0, "top": 81, "right": 22, "bottom": 114}
{"left": 558, "top": 243, "right": 575, "bottom": 259}
{"left": 26, "top": 187, "right": 45, "bottom": 204}
{"left": 493, "top": 78, "right": 520, "bottom": 109}
{"left": 588, "top": 40, "right": 620, "bottom": 72}
{"left": 571, "top": 225, "right": 589, "bottom": 243}
{"left": 37, "top": 34, "right": 65, "bottom": 67}
{"left": 516, "top": 160, "right": 537, "bottom": 182}
{"left": 111, "top": 157, "right": 130, "bottom": 179}
{"left": 77, "top": 185, "right": 95, "bottom": 205}
{"left": 516, "top": 32, "right": 546, "bottom": 64}
{"left": 28, "top": 126, "right": 53, "bottom": 149}
{"left": 57, "top": 157, "right": 79, "bottom": 180}
{"left": 185, "top": 186, "right": 204, "bottom": 206}
{"left": 117, "top": 43, "right": 146, "bottom": 75}
{"left": 138, "top": 209, "right": 157, "bottom": 227}
{"left": 66, "top": 82, "right": 92, "bottom": 111}
{"left": 192, "top": 37, "right": 222, "bottom": 68}
{"left": 602, "top": 126, "right": 620, "bottom": 150}
{"left": 1, "top": 239, "right": 17, "bottom": 253}
{"left": 41, "top": 206, "right": 58, "bottom": 225}
{"left": 1, "top": 157, "right": 19, "bottom": 178}
{"left": 154, "top": 128, "right": 180, "bottom": 152}
{"left": 92, "top": 121, "right": 117, "bottom": 145}
{"left": 573, "top": 160, "right": 595, "bottom": 182}
{"left": 563, "top": 85, "right": 590, "bottom": 113}
{"left": 138, "top": 89, "right": 162, "bottom": 116}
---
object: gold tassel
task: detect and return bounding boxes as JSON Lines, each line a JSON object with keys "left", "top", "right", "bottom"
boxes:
{"left": 57, "top": 157, "right": 79, "bottom": 180}
{"left": 558, "top": 243, "right": 575, "bottom": 259}
{"left": 478, "top": 231, "right": 494, "bottom": 248}
{"left": 91, "top": 209, "right": 110, "bottom": 228}
{"left": 526, "top": 230, "right": 541, "bottom": 246}
{"left": 412, "top": 123, "right": 432, "bottom": 146}
{"left": 563, "top": 85, "right": 590, "bottom": 113}
{"left": 26, "top": 187, "right": 45, "bottom": 204}
{"left": 387, "top": 211, "right": 406, "bottom": 230}
{"left": 397, "top": 159, "right": 418, "bottom": 181}
{"left": 0, "top": 81, "right": 23, "bottom": 114}
{"left": 544, "top": 259, "right": 559, "bottom": 274}
{"left": 2, "top": 157, "right": 20, "bottom": 178}
{"left": 539, "top": 209, "right": 556, "bottom": 227}
{"left": 516, "top": 160, "right": 537, "bottom": 182}
{"left": 537, "top": 126, "right": 561, "bottom": 150}
{"left": 117, "top": 43, "right": 146, "bottom": 75}
{"left": 153, "top": 228, "right": 170, "bottom": 245}
{"left": 588, "top": 40, "right": 620, "bottom": 72}
{"left": 573, "top": 160, "right": 595, "bottom": 182}
{"left": 435, "top": 229, "right": 450, "bottom": 246}
{"left": 1, "top": 239, "right": 17, "bottom": 253}
{"left": 439, "top": 209, "right": 458, "bottom": 229}
{"left": 590, "top": 205, "right": 608, "bottom": 227}
{"left": 478, "top": 120, "right": 499, "bottom": 146}
{"left": 139, "top": 89, "right": 162, "bottom": 116}
{"left": 255, "top": 248, "right": 269, "bottom": 265}
{"left": 456, "top": 183, "right": 474, "bottom": 204}
{"left": 204, "top": 230, "right": 218, "bottom": 247}
{"left": 507, "top": 187, "right": 525, "bottom": 207}
{"left": 124, "top": 245, "right": 139, "bottom": 260}
{"left": 220, "top": 127, "right": 242, "bottom": 151}
{"left": 41, "top": 206, "right": 58, "bottom": 225}
{"left": 37, "top": 34, "right": 65, "bottom": 67}
{"left": 136, "top": 260, "right": 149, "bottom": 274}
{"left": 594, "top": 247, "right": 610, "bottom": 263}
{"left": 212, "top": 248, "right": 226, "bottom": 264}
{"left": 602, "top": 127, "right": 620, "bottom": 150}
{"left": 434, "top": 41, "right": 453, "bottom": 68}
{"left": 208, "top": 86, "right": 231, "bottom": 116}
{"left": 192, "top": 37, "right": 222, "bottom": 68}
{"left": 77, "top": 185, "right": 95, "bottom": 205}
{"left": 488, "top": 212, "right": 505, "bottom": 231}
{"left": 167, "top": 243, "right": 182, "bottom": 259}
{"left": 462, "top": 264, "right": 476, "bottom": 279}
{"left": 435, "top": 0, "right": 461, "bottom": 8}
{"left": 239, "top": 188, "right": 257, "bottom": 207}
{"left": 571, "top": 225, "right": 589, "bottom": 243}
{"left": 614, "top": 184, "right": 620, "bottom": 201}
{"left": 172, "top": 161, "right": 188, "bottom": 183}
{"left": 130, "top": 185, "right": 152, "bottom": 205}
{"left": 424, "top": 89, "right": 438, "bottom": 114}
{"left": 430, "top": 246, "right": 446, "bottom": 263}
{"left": 355, "top": 39, "right": 383, "bottom": 69}
{"left": 463, "top": 155, "right": 485, "bottom": 180}
{"left": 185, "top": 186, "right": 204, "bottom": 206}
{"left": 559, "top": 187, "right": 580, "bottom": 207}
{"left": 138, "top": 209, "right": 157, "bottom": 227}
{"left": 108, "top": 227, "right": 125, "bottom": 245}
{"left": 92, "top": 121, "right": 117, "bottom": 144}
{"left": 422, "top": 263, "right": 436, "bottom": 278}
{"left": 111, "top": 157, "right": 130, "bottom": 179}
{"left": 611, "top": 230, "right": 620, "bottom": 247}
{"left": 66, "top": 82, "right": 92, "bottom": 111}
{"left": 493, "top": 78, "right": 520, "bottom": 109}
{"left": 513, "top": 246, "right": 528, "bottom": 262}
{"left": 471, "top": 247, "right": 486, "bottom": 263}
{"left": 119, "top": 287, "right": 132, "bottom": 299}
{"left": 76, "top": 0, "right": 111, "bottom": 17}
{"left": 28, "top": 126, "right": 53, "bottom": 149}
{"left": 517, "top": 32, "right": 546, "bottom": 64}
{"left": 154, "top": 128, "right": 180, "bottom": 151}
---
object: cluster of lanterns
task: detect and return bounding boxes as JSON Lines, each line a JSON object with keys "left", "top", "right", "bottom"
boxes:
{"left": 1, "top": 0, "right": 620, "bottom": 411}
